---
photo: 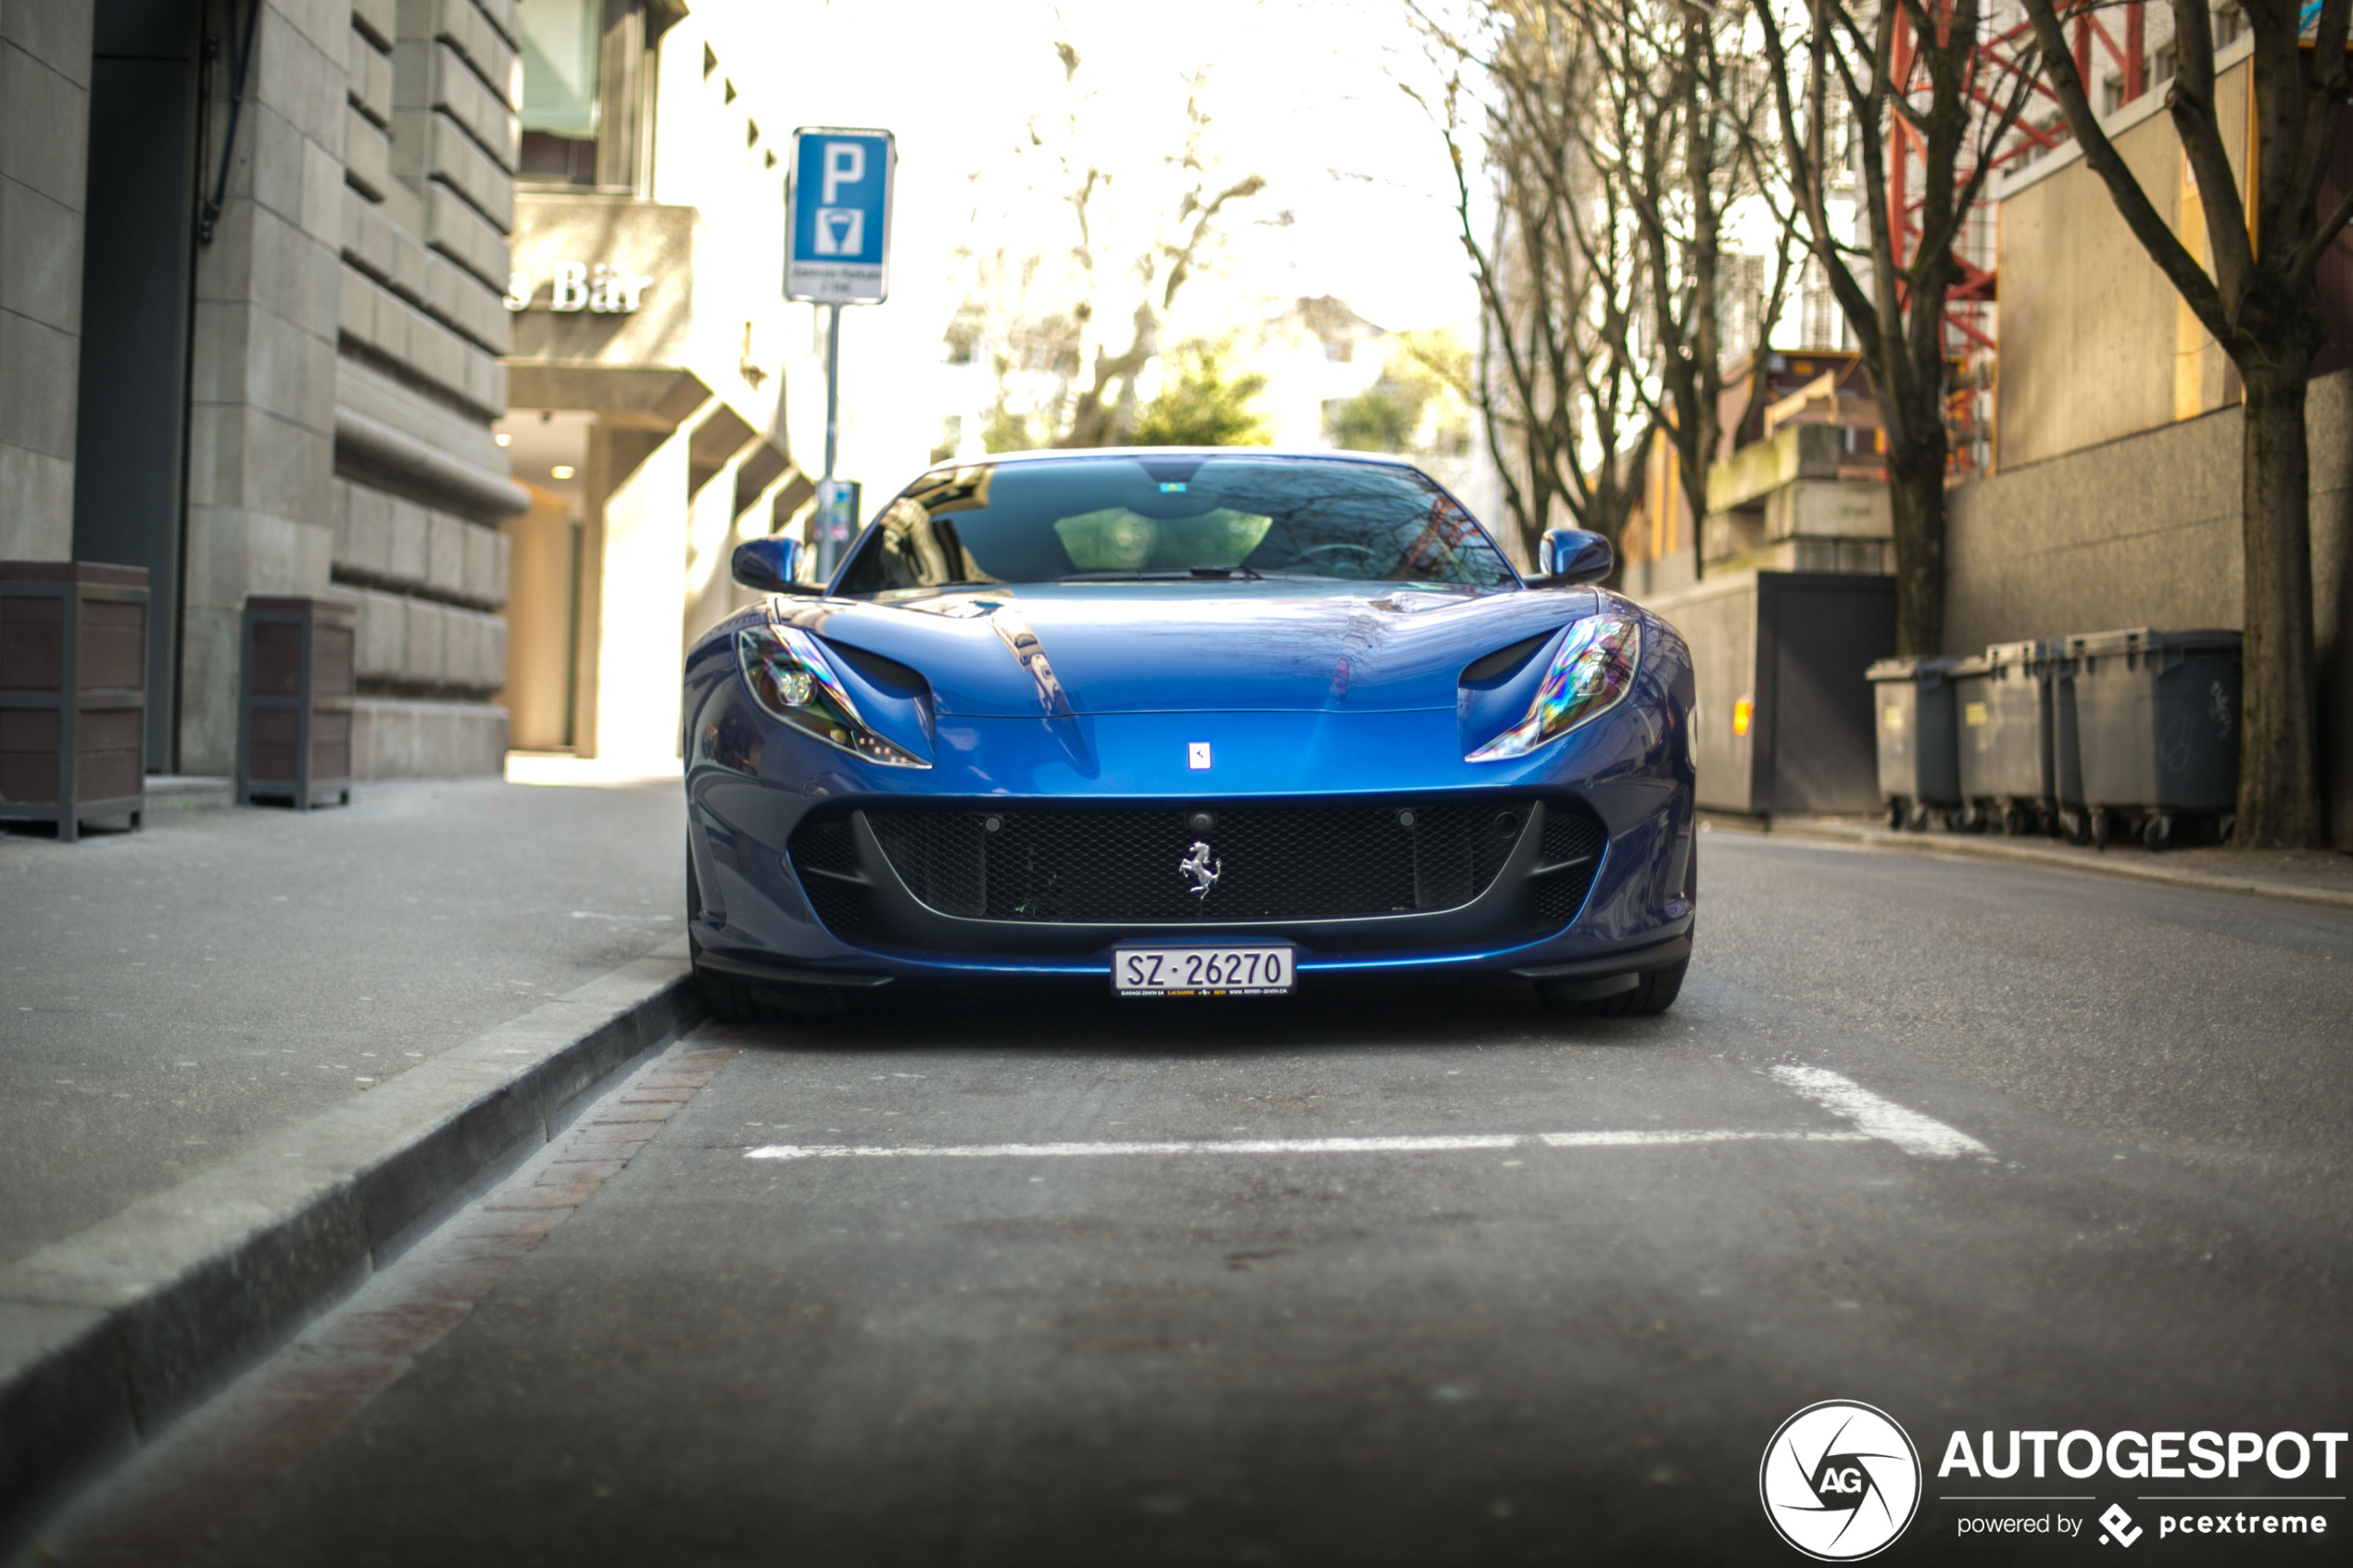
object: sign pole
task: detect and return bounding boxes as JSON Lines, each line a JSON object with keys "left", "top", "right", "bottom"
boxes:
{"left": 824, "top": 303, "right": 842, "bottom": 483}
{"left": 786, "top": 126, "right": 895, "bottom": 582}
{"left": 818, "top": 304, "right": 847, "bottom": 579}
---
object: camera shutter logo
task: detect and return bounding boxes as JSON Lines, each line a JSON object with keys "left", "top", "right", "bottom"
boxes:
{"left": 1759, "top": 1400, "right": 1922, "bottom": 1561}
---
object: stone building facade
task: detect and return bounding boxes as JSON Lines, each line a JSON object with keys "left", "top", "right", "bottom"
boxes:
{"left": 1, "top": 0, "right": 522, "bottom": 782}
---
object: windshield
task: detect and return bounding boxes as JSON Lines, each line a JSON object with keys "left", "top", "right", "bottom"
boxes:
{"left": 834, "top": 455, "right": 1518, "bottom": 596}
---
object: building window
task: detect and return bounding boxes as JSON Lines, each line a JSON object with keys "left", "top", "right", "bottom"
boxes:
{"left": 520, "top": 0, "right": 601, "bottom": 185}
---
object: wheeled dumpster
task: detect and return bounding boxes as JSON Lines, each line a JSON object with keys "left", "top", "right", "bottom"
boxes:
{"left": 2061, "top": 627, "right": 2241, "bottom": 849}
{"left": 1865, "top": 656, "right": 1963, "bottom": 831}
{"left": 1953, "top": 639, "right": 2061, "bottom": 835}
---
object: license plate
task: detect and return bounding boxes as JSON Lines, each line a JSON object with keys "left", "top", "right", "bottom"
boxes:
{"left": 1113, "top": 944, "right": 1295, "bottom": 997}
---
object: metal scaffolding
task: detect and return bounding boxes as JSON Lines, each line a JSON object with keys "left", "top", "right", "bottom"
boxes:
{"left": 1883, "top": 0, "right": 2152, "bottom": 475}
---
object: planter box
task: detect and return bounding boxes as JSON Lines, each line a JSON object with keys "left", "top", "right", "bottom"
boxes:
{"left": 0, "top": 562, "right": 149, "bottom": 842}
{"left": 238, "top": 596, "right": 357, "bottom": 809}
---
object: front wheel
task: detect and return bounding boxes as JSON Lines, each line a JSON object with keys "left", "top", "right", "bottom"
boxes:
{"left": 1546, "top": 846, "right": 1693, "bottom": 1018}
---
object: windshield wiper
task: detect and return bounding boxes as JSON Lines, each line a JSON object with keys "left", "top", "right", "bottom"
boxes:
{"left": 1058, "top": 566, "right": 1265, "bottom": 583}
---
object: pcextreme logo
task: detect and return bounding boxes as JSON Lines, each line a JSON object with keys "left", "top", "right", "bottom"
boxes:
{"left": 1761, "top": 1400, "right": 1924, "bottom": 1561}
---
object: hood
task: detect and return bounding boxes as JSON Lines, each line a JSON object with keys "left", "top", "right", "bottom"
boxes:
{"left": 772, "top": 581, "right": 1603, "bottom": 717}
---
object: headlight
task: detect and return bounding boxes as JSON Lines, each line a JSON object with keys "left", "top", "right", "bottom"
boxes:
{"left": 1466, "top": 612, "right": 1641, "bottom": 762}
{"left": 736, "top": 621, "right": 928, "bottom": 768}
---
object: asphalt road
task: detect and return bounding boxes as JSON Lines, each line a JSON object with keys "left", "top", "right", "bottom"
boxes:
{"left": 31, "top": 830, "right": 2353, "bottom": 1566}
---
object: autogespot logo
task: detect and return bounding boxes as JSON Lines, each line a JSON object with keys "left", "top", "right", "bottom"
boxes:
{"left": 1761, "top": 1400, "right": 1923, "bottom": 1561}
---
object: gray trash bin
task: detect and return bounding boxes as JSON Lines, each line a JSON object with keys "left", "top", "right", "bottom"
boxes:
{"left": 1865, "top": 656, "right": 1964, "bottom": 831}
{"left": 1953, "top": 639, "right": 2061, "bottom": 835}
{"left": 2061, "top": 627, "right": 2241, "bottom": 850}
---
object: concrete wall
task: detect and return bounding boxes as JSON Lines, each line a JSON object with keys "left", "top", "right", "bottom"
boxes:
{"left": 0, "top": 0, "right": 91, "bottom": 561}
{"left": 325, "top": 0, "right": 523, "bottom": 779}
{"left": 1946, "top": 368, "right": 2353, "bottom": 847}
{"left": 585, "top": 421, "right": 687, "bottom": 767}
{"left": 1995, "top": 47, "right": 2250, "bottom": 469}
{"left": 178, "top": 0, "right": 350, "bottom": 774}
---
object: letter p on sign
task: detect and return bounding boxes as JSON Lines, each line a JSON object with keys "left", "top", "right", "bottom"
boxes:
{"left": 822, "top": 142, "right": 864, "bottom": 205}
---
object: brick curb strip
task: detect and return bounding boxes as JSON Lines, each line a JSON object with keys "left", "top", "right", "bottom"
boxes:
{"left": 28, "top": 1042, "right": 744, "bottom": 1566}
{"left": 0, "top": 948, "right": 703, "bottom": 1549}
{"left": 1754, "top": 818, "right": 2353, "bottom": 913}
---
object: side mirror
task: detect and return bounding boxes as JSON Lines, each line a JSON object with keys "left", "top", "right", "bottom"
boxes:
{"left": 1532, "top": 528, "right": 1613, "bottom": 587}
{"left": 732, "top": 536, "right": 821, "bottom": 595}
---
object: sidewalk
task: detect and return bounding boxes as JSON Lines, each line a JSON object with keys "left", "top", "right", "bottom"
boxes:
{"left": 2, "top": 764, "right": 701, "bottom": 1541}
{"left": 0, "top": 768, "right": 687, "bottom": 1270}
{"left": 1726, "top": 813, "right": 2353, "bottom": 911}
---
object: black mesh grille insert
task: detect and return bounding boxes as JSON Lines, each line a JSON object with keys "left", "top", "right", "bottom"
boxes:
{"left": 1533, "top": 803, "right": 1609, "bottom": 923}
{"left": 1541, "top": 805, "right": 1608, "bottom": 865}
{"left": 786, "top": 818, "right": 876, "bottom": 937}
{"left": 857, "top": 800, "right": 1533, "bottom": 924}
{"left": 792, "top": 818, "right": 858, "bottom": 876}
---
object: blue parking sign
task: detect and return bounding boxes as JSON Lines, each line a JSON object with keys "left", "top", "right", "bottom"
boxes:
{"left": 787, "top": 128, "right": 895, "bottom": 304}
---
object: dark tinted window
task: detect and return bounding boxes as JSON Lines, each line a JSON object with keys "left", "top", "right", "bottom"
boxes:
{"left": 836, "top": 455, "right": 1516, "bottom": 595}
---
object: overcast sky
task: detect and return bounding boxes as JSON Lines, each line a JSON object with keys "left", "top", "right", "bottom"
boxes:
{"left": 725, "top": 0, "right": 1484, "bottom": 481}
{"left": 739, "top": 1, "right": 1478, "bottom": 333}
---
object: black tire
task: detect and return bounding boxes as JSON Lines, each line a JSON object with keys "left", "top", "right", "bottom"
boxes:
{"left": 2142, "top": 814, "right": 2173, "bottom": 852}
{"left": 694, "top": 945, "right": 768, "bottom": 1023}
{"left": 687, "top": 846, "right": 831, "bottom": 1024}
{"left": 1542, "top": 846, "right": 1693, "bottom": 1018}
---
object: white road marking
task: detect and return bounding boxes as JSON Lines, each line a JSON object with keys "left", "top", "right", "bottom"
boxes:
{"left": 1769, "top": 1065, "right": 1993, "bottom": 1160}
{"left": 750, "top": 1135, "right": 1525, "bottom": 1160}
{"left": 746, "top": 1129, "right": 1871, "bottom": 1162}
{"left": 1538, "top": 1129, "right": 1870, "bottom": 1148}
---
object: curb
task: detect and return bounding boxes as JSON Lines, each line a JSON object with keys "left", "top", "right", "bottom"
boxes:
{"left": 1746, "top": 817, "right": 2353, "bottom": 913}
{"left": 0, "top": 948, "right": 704, "bottom": 1549}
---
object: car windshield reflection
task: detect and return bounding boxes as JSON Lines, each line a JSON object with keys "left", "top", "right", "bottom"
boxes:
{"left": 833, "top": 454, "right": 1516, "bottom": 596}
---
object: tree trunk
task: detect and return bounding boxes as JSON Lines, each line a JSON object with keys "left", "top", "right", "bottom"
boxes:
{"left": 1885, "top": 446, "right": 1945, "bottom": 659}
{"left": 2236, "top": 367, "right": 2324, "bottom": 847}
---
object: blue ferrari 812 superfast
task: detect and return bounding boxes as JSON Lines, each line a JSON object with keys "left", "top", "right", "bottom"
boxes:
{"left": 682, "top": 449, "right": 1695, "bottom": 1019}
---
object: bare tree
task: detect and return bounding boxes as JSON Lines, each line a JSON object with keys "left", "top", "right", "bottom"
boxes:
{"left": 1567, "top": 0, "right": 1799, "bottom": 571}
{"left": 1750, "top": 0, "right": 2038, "bottom": 656}
{"left": 1415, "top": 3, "right": 1648, "bottom": 571}
{"left": 2019, "top": 0, "right": 2345, "bottom": 846}
{"left": 956, "top": 43, "right": 1267, "bottom": 451}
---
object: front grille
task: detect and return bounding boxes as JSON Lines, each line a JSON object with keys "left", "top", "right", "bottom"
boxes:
{"left": 784, "top": 797, "right": 1614, "bottom": 947}
{"left": 1532, "top": 804, "right": 1609, "bottom": 922}
{"left": 867, "top": 800, "right": 1531, "bottom": 922}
